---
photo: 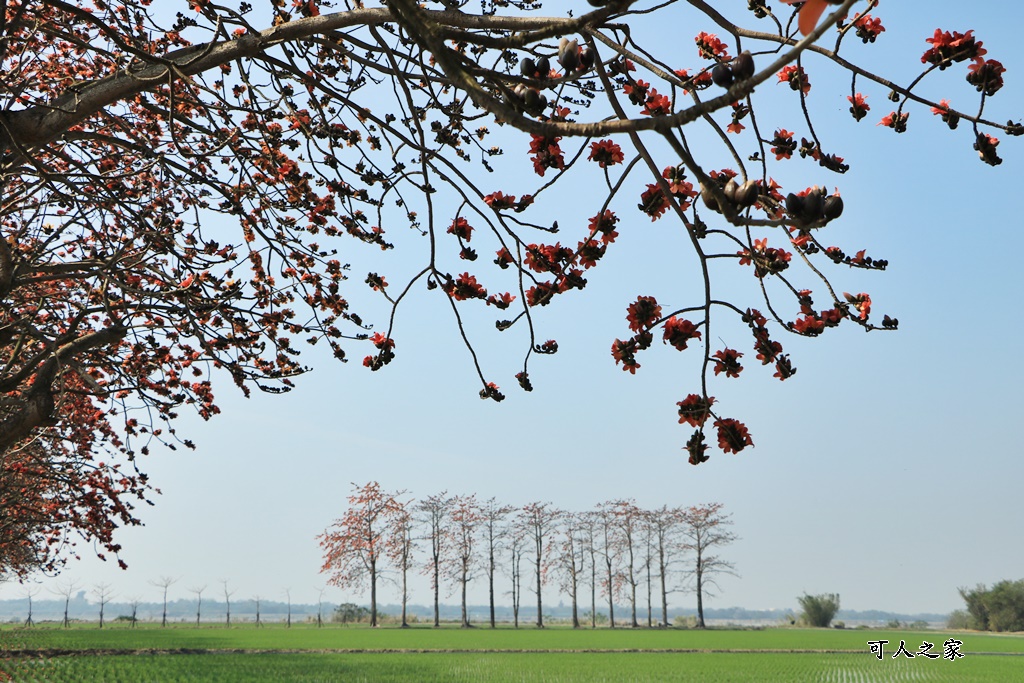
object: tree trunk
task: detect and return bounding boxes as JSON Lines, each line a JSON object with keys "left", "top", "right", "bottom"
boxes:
{"left": 401, "top": 564, "right": 409, "bottom": 628}
{"left": 370, "top": 556, "right": 379, "bottom": 628}
{"left": 571, "top": 572, "right": 579, "bottom": 628}
{"left": 433, "top": 561, "right": 440, "bottom": 627}
{"left": 488, "top": 547, "right": 496, "bottom": 629}
{"left": 461, "top": 566, "right": 469, "bottom": 628}
{"left": 605, "top": 560, "right": 615, "bottom": 629}
{"left": 535, "top": 551, "right": 544, "bottom": 628}
{"left": 660, "top": 547, "right": 669, "bottom": 628}
{"left": 695, "top": 569, "right": 705, "bottom": 628}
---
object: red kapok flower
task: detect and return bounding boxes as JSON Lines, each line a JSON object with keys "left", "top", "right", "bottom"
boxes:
{"left": 588, "top": 140, "right": 625, "bottom": 168}
{"left": 626, "top": 296, "right": 662, "bottom": 332}
{"left": 712, "top": 348, "right": 744, "bottom": 378}
{"left": 663, "top": 316, "right": 702, "bottom": 351}
{"left": 715, "top": 418, "right": 753, "bottom": 454}
{"left": 695, "top": 32, "right": 730, "bottom": 60}
{"left": 853, "top": 14, "right": 885, "bottom": 43}
{"left": 847, "top": 93, "right": 870, "bottom": 121}
{"left": 483, "top": 191, "right": 517, "bottom": 209}
{"left": 677, "top": 394, "right": 715, "bottom": 427}
{"left": 777, "top": 65, "right": 810, "bottom": 94}
{"left": 447, "top": 217, "right": 473, "bottom": 241}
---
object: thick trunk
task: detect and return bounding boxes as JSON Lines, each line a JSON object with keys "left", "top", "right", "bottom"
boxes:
{"left": 535, "top": 552, "right": 544, "bottom": 628}
{"left": 605, "top": 560, "right": 615, "bottom": 628}
{"left": 401, "top": 564, "right": 409, "bottom": 628}
{"left": 571, "top": 573, "right": 579, "bottom": 628}
{"left": 488, "top": 547, "right": 496, "bottom": 628}
{"left": 696, "top": 570, "right": 705, "bottom": 628}
{"left": 461, "top": 567, "right": 469, "bottom": 628}
{"left": 370, "top": 557, "right": 378, "bottom": 627}
{"left": 660, "top": 559, "right": 669, "bottom": 628}
{"left": 433, "top": 559, "right": 440, "bottom": 627}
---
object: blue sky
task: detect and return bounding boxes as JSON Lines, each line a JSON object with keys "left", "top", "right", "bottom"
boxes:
{"left": 2, "top": 1, "right": 1022, "bottom": 618}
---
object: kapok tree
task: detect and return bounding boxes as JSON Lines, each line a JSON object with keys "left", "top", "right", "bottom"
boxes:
{"left": 680, "top": 502, "right": 738, "bottom": 629}
{"left": 318, "top": 481, "right": 404, "bottom": 627}
{"left": 0, "top": 1, "right": 1019, "bottom": 572}
{"left": 445, "top": 493, "right": 485, "bottom": 628}
{"left": 520, "top": 501, "right": 562, "bottom": 628}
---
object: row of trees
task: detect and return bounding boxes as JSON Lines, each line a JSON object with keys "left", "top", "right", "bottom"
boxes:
{"left": 953, "top": 581, "right": 1024, "bottom": 632}
{"left": 23, "top": 578, "right": 332, "bottom": 629}
{"left": 319, "top": 482, "right": 738, "bottom": 629}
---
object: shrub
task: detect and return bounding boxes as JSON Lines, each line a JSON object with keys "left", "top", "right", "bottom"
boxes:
{"left": 797, "top": 593, "right": 840, "bottom": 628}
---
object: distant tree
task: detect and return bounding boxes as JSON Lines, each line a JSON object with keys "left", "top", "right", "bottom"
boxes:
{"left": 798, "top": 593, "right": 841, "bottom": 628}
{"left": 579, "top": 512, "right": 599, "bottom": 629}
{"left": 958, "top": 581, "right": 1024, "bottom": 632}
{"left": 319, "top": 481, "right": 405, "bottom": 628}
{"left": 283, "top": 588, "right": 292, "bottom": 629}
{"left": 641, "top": 514, "right": 655, "bottom": 628}
{"left": 481, "top": 498, "right": 514, "bottom": 629}
{"left": 594, "top": 502, "right": 620, "bottom": 628}
{"left": 385, "top": 504, "right": 416, "bottom": 628}
{"left": 189, "top": 585, "right": 206, "bottom": 628}
{"left": 333, "top": 603, "right": 372, "bottom": 624}
{"left": 417, "top": 492, "right": 453, "bottom": 628}
{"left": 446, "top": 494, "right": 484, "bottom": 628}
{"left": 22, "top": 585, "right": 40, "bottom": 627}
{"left": 506, "top": 524, "right": 527, "bottom": 629}
{"left": 127, "top": 596, "right": 140, "bottom": 628}
{"left": 92, "top": 582, "right": 114, "bottom": 629}
{"left": 221, "top": 579, "right": 236, "bottom": 628}
{"left": 946, "top": 609, "right": 972, "bottom": 630}
{"left": 150, "top": 576, "right": 178, "bottom": 628}
{"left": 50, "top": 578, "right": 81, "bottom": 628}
{"left": 680, "top": 503, "right": 738, "bottom": 628}
{"left": 315, "top": 587, "right": 327, "bottom": 629}
{"left": 611, "top": 499, "right": 642, "bottom": 628}
{"left": 556, "top": 512, "right": 588, "bottom": 629}
{"left": 521, "top": 501, "right": 562, "bottom": 628}
{"left": 254, "top": 595, "right": 262, "bottom": 628}
{"left": 647, "top": 505, "right": 684, "bottom": 628}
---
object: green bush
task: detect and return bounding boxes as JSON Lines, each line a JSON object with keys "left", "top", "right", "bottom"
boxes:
{"left": 959, "top": 580, "right": 1024, "bottom": 632}
{"left": 797, "top": 593, "right": 840, "bottom": 628}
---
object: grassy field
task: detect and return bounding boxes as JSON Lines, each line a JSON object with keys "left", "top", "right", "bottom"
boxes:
{"left": 1, "top": 624, "right": 1020, "bottom": 682}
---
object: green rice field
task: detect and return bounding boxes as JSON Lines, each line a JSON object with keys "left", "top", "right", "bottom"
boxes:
{"left": 1, "top": 624, "right": 1019, "bottom": 682}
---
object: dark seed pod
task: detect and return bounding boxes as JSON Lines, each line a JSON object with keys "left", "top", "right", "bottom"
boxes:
{"left": 579, "top": 47, "right": 596, "bottom": 71}
{"left": 559, "top": 39, "right": 580, "bottom": 72}
{"left": 801, "top": 189, "right": 824, "bottom": 221}
{"left": 535, "top": 56, "right": 550, "bottom": 77}
{"left": 711, "top": 63, "right": 734, "bottom": 88}
{"left": 523, "top": 88, "right": 544, "bottom": 114}
{"left": 734, "top": 179, "right": 760, "bottom": 207}
{"left": 785, "top": 192, "right": 804, "bottom": 217}
{"left": 701, "top": 184, "right": 722, "bottom": 213}
{"left": 823, "top": 195, "right": 844, "bottom": 221}
{"left": 732, "top": 51, "right": 755, "bottom": 80}
{"left": 520, "top": 57, "right": 536, "bottom": 78}
{"left": 723, "top": 178, "right": 740, "bottom": 203}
